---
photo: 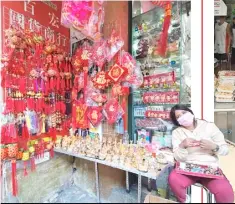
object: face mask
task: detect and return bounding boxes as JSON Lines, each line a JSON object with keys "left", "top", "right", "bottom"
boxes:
{"left": 177, "top": 112, "right": 194, "bottom": 127}
{"left": 216, "top": 19, "right": 220, "bottom": 23}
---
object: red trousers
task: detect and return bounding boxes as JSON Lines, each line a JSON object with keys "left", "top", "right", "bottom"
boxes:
{"left": 169, "top": 169, "right": 234, "bottom": 203}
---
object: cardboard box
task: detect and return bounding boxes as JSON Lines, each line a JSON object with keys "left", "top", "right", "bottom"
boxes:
{"left": 144, "top": 194, "right": 177, "bottom": 203}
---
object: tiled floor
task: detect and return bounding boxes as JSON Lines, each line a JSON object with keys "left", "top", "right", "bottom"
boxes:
{"left": 45, "top": 184, "right": 148, "bottom": 203}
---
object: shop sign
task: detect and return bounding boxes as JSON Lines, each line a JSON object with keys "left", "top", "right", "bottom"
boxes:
{"left": 214, "top": 0, "right": 227, "bottom": 16}
{"left": 1, "top": 1, "right": 70, "bottom": 51}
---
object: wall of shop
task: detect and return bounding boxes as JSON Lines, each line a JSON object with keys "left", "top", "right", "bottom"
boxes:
{"left": 3, "top": 154, "right": 73, "bottom": 203}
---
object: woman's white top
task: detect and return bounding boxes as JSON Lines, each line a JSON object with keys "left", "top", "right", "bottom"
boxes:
{"left": 172, "top": 119, "right": 229, "bottom": 168}
{"left": 215, "top": 22, "right": 228, "bottom": 54}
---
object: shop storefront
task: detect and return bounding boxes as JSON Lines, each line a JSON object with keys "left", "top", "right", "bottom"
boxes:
{"left": 1, "top": 1, "right": 191, "bottom": 203}
{"left": 214, "top": 0, "right": 235, "bottom": 144}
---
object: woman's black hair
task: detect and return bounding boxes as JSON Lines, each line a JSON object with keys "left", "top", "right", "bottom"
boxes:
{"left": 170, "top": 104, "right": 194, "bottom": 126}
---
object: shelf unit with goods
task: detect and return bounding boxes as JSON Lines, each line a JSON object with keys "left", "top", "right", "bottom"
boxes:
{"left": 128, "top": 1, "right": 191, "bottom": 145}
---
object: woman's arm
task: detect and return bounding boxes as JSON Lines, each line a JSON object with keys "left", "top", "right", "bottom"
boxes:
{"left": 172, "top": 130, "right": 188, "bottom": 162}
{"left": 209, "top": 123, "right": 229, "bottom": 156}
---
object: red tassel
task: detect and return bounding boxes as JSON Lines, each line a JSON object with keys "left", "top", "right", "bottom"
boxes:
{"left": 49, "top": 128, "right": 57, "bottom": 142}
{"left": 11, "top": 160, "right": 18, "bottom": 196}
{"left": 49, "top": 78, "right": 54, "bottom": 91}
{"left": 19, "top": 78, "right": 26, "bottom": 94}
{"left": 33, "top": 79, "right": 37, "bottom": 93}
{"left": 157, "top": 8, "right": 171, "bottom": 57}
{"left": 56, "top": 76, "right": 60, "bottom": 91}
{"left": 45, "top": 81, "right": 49, "bottom": 95}
{"left": 61, "top": 78, "right": 65, "bottom": 90}
{"left": 70, "top": 78, "right": 72, "bottom": 90}
{"left": 23, "top": 161, "right": 28, "bottom": 176}
{"left": 30, "top": 157, "right": 36, "bottom": 172}
{"left": 66, "top": 79, "right": 69, "bottom": 90}
{"left": 122, "top": 97, "right": 127, "bottom": 131}
{"left": 50, "top": 147, "right": 54, "bottom": 158}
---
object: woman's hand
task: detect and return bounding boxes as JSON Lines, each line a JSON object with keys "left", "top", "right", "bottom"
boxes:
{"left": 179, "top": 138, "right": 196, "bottom": 149}
{"left": 200, "top": 139, "right": 217, "bottom": 151}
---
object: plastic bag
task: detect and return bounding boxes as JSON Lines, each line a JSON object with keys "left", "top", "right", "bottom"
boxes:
{"left": 123, "top": 63, "right": 143, "bottom": 90}
{"left": 24, "top": 110, "right": 39, "bottom": 135}
{"left": 61, "top": 1, "right": 93, "bottom": 29}
{"left": 61, "top": 1, "right": 104, "bottom": 41}
{"left": 103, "top": 99, "right": 124, "bottom": 124}
{"left": 106, "top": 30, "right": 124, "bottom": 62}
{"left": 91, "top": 40, "right": 107, "bottom": 68}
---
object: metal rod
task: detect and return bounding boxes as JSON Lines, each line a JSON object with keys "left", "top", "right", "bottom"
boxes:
{"left": 138, "top": 174, "right": 142, "bottom": 203}
{"left": 147, "top": 178, "right": 151, "bottom": 192}
{"left": 126, "top": 171, "right": 130, "bottom": 193}
{"left": 95, "top": 162, "right": 100, "bottom": 203}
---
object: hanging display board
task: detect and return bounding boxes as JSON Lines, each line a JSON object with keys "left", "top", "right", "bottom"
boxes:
{"left": 214, "top": 0, "right": 227, "bottom": 16}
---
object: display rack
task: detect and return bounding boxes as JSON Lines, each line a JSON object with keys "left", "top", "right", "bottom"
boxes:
{"left": 54, "top": 148, "right": 172, "bottom": 203}
{"left": 129, "top": 2, "right": 191, "bottom": 143}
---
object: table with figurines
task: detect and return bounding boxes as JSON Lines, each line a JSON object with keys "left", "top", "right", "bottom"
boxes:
{"left": 54, "top": 135, "right": 173, "bottom": 203}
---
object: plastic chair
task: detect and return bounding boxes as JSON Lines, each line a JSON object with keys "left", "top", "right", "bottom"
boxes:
{"left": 187, "top": 183, "right": 214, "bottom": 203}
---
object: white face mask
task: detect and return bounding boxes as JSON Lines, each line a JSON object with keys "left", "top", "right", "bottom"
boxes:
{"left": 216, "top": 19, "right": 220, "bottom": 23}
{"left": 177, "top": 112, "right": 195, "bottom": 127}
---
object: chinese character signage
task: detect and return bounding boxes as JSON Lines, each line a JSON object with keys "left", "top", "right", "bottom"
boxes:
{"left": 1, "top": 1, "right": 69, "bottom": 51}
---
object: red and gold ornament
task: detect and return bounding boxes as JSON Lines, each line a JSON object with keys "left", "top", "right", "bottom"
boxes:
{"left": 92, "top": 71, "right": 109, "bottom": 89}
{"left": 106, "top": 63, "right": 128, "bottom": 83}
{"left": 87, "top": 106, "right": 103, "bottom": 127}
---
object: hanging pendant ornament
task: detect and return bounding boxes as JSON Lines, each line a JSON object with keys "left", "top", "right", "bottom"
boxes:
{"left": 103, "top": 99, "right": 124, "bottom": 125}
{"left": 87, "top": 106, "right": 103, "bottom": 127}
{"left": 72, "top": 100, "right": 89, "bottom": 129}
{"left": 91, "top": 93, "right": 107, "bottom": 106}
{"left": 106, "top": 63, "right": 128, "bottom": 83}
{"left": 72, "top": 47, "right": 91, "bottom": 75}
{"left": 92, "top": 71, "right": 110, "bottom": 89}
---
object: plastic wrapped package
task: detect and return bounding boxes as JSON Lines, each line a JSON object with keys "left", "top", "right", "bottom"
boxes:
{"left": 91, "top": 40, "right": 107, "bottom": 68}
{"left": 106, "top": 30, "right": 124, "bottom": 62}
{"left": 1, "top": 123, "right": 18, "bottom": 144}
{"left": 24, "top": 110, "right": 39, "bottom": 135}
{"left": 61, "top": 1, "right": 104, "bottom": 41}
{"left": 123, "top": 63, "right": 143, "bottom": 90}
{"left": 103, "top": 99, "right": 124, "bottom": 124}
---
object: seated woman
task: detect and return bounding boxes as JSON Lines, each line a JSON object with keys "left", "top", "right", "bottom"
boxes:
{"left": 168, "top": 104, "right": 234, "bottom": 203}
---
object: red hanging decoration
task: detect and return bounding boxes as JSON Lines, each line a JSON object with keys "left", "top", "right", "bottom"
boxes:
{"left": 50, "top": 147, "right": 54, "bottom": 158}
{"left": 23, "top": 161, "right": 28, "bottom": 177}
{"left": 30, "top": 157, "right": 36, "bottom": 172}
{"left": 92, "top": 71, "right": 110, "bottom": 90}
{"left": 157, "top": 2, "right": 172, "bottom": 57}
{"left": 106, "top": 63, "right": 128, "bottom": 83}
{"left": 49, "top": 127, "right": 57, "bottom": 142}
{"left": 11, "top": 160, "right": 18, "bottom": 196}
{"left": 103, "top": 99, "right": 124, "bottom": 125}
{"left": 72, "top": 100, "right": 89, "bottom": 129}
{"left": 87, "top": 107, "right": 103, "bottom": 127}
